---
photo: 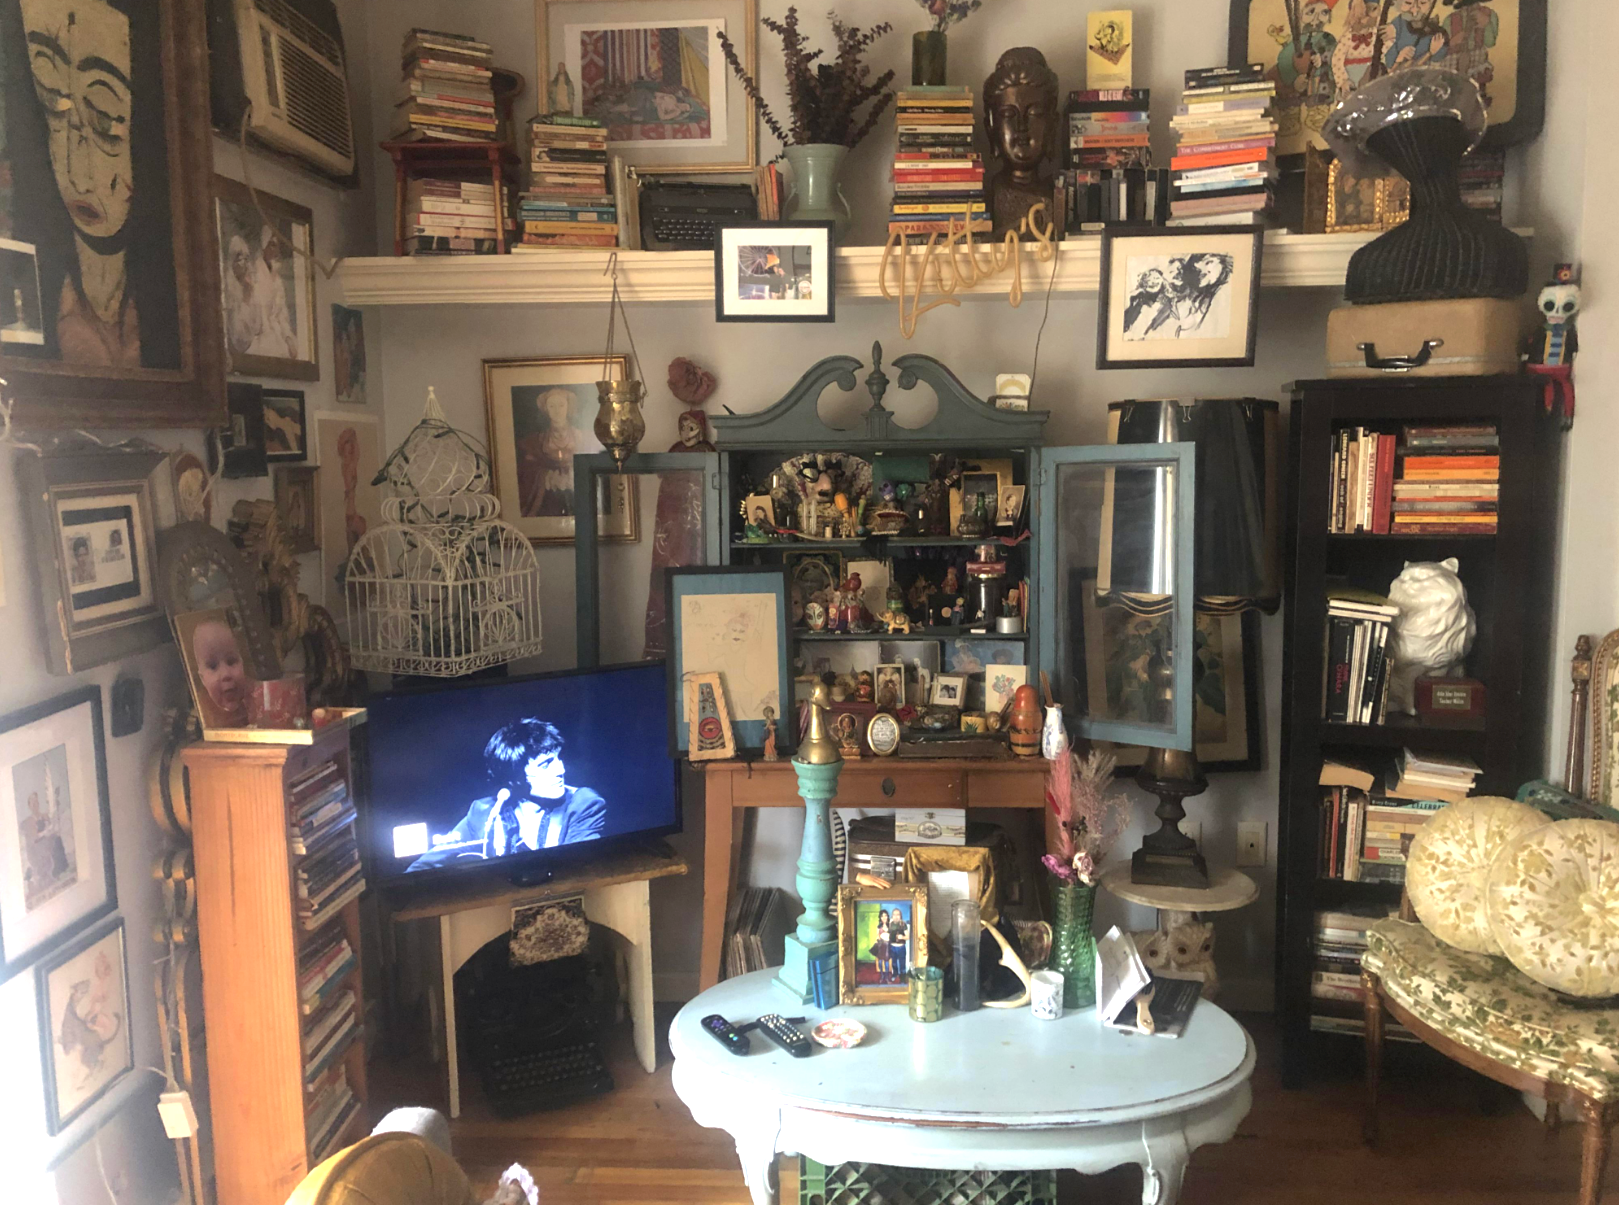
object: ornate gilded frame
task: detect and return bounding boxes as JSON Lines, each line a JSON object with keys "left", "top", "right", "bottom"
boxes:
{"left": 837, "top": 882, "right": 927, "bottom": 1006}
{"left": 1588, "top": 629, "right": 1619, "bottom": 807}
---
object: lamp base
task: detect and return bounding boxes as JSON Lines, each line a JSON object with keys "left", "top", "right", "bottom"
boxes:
{"left": 1131, "top": 744, "right": 1211, "bottom": 889}
{"left": 774, "top": 934, "right": 837, "bottom": 1006}
{"left": 1132, "top": 844, "right": 1211, "bottom": 889}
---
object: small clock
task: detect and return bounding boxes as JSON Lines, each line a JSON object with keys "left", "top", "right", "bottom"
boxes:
{"left": 866, "top": 712, "right": 902, "bottom": 757}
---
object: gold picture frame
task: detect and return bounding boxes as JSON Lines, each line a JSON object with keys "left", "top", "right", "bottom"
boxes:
{"left": 838, "top": 882, "right": 927, "bottom": 1006}
{"left": 214, "top": 176, "right": 319, "bottom": 380}
{"left": 534, "top": 0, "right": 759, "bottom": 175}
{"left": 1325, "top": 158, "right": 1411, "bottom": 235}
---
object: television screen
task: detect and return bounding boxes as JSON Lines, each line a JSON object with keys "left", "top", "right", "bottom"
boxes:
{"left": 367, "top": 662, "right": 678, "bottom": 884}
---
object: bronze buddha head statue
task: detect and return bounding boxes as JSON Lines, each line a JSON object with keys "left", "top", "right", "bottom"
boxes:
{"left": 984, "top": 47, "right": 1060, "bottom": 182}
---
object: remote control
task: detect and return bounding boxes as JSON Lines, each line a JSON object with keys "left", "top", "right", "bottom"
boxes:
{"left": 755, "top": 1013, "right": 812, "bottom": 1058}
{"left": 699, "top": 1014, "right": 751, "bottom": 1056}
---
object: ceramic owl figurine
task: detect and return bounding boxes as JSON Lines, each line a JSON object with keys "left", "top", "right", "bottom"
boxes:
{"left": 1131, "top": 917, "right": 1219, "bottom": 1000}
{"left": 1387, "top": 558, "right": 1476, "bottom": 715}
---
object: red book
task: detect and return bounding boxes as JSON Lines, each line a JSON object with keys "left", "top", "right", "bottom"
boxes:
{"left": 1373, "top": 432, "right": 1396, "bottom": 533}
{"left": 1170, "top": 146, "right": 1274, "bottom": 171}
{"left": 1168, "top": 136, "right": 1274, "bottom": 157}
{"left": 893, "top": 170, "right": 984, "bottom": 183}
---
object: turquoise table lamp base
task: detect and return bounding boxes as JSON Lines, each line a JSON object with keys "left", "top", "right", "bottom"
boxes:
{"left": 774, "top": 934, "right": 837, "bottom": 1005}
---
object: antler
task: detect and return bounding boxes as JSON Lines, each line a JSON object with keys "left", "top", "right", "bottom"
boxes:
{"left": 980, "top": 920, "right": 1032, "bottom": 1009}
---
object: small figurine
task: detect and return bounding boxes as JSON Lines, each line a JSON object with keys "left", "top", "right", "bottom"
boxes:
{"left": 884, "top": 582, "right": 912, "bottom": 634}
{"left": 907, "top": 575, "right": 934, "bottom": 615}
{"left": 831, "top": 675, "right": 852, "bottom": 703}
{"left": 804, "top": 601, "right": 828, "bottom": 632}
{"left": 855, "top": 670, "right": 875, "bottom": 703}
{"left": 841, "top": 572, "right": 865, "bottom": 631}
{"left": 942, "top": 566, "right": 960, "bottom": 596}
{"left": 1526, "top": 262, "right": 1579, "bottom": 426}
{"left": 984, "top": 48, "right": 1061, "bottom": 239}
{"left": 761, "top": 705, "right": 779, "bottom": 761}
{"left": 879, "top": 481, "right": 896, "bottom": 506}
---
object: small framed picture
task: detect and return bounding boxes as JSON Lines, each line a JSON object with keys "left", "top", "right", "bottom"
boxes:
{"left": 174, "top": 607, "right": 256, "bottom": 732}
{"left": 683, "top": 671, "right": 736, "bottom": 762}
{"left": 215, "top": 176, "right": 318, "bottom": 380}
{"left": 998, "top": 484, "right": 1026, "bottom": 528}
{"left": 743, "top": 493, "right": 776, "bottom": 531}
{"left": 715, "top": 221, "right": 835, "bottom": 323}
{"left": 1097, "top": 225, "right": 1264, "bottom": 370}
{"left": 838, "top": 882, "right": 927, "bottom": 1005}
{"left": 873, "top": 663, "right": 905, "bottom": 711}
{"left": 985, "top": 663, "right": 1028, "bottom": 716}
{"left": 262, "top": 389, "right": 308, "bottom": 463}
{"left": 273, "top": 467, "right": 320, "bottom": 555}
{"left": 331, "top": 304, "right": 367, "bottom": 405}
{"left": 930, "top": 674, "right": 967, "bottom": 707}
{"left": 217, "top": 382, "right": 268, "bottom": 480}
{"left": 959, "top": 471, "right": 1000, "bottom": 525}
{"left": 36, "top": 917, "right": 132, "bottom": 1135}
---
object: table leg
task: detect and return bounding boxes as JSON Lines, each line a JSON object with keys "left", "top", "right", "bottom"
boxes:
{"left": 587, "top": 881, "right": 656, "bottom": 1073}
{"left": 733, "top": 1112, "right": 782, "bottom": 1205}
{"left": 439, "top": 914, "right": 460, "bottom": 1119}
{"left": 701, "top": 775, "right": 735, "bottom": 990}
{"left": 1137, "top": 1117, "right": 1190, "bottom": 1205}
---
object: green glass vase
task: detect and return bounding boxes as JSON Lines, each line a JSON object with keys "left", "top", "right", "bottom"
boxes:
{"left": 1050, "top": 877, "right": 1097, "bottom": 1010}
{"left": 782, "top": 143, "right": 853, "bottom": 239}
{"left": 912, "top": 30, "right": 947, "bottom": 87}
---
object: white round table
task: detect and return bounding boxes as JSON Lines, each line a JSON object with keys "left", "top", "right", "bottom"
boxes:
{"left": 670, "top": 969, "right": 1255, "bottom": 1205}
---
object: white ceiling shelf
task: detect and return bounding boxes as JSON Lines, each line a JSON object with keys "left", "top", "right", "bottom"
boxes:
{"left": 335, "top": 229, "right": 1533, "bottom": 307}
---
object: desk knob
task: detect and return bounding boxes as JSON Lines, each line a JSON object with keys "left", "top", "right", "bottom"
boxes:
{"left": 882, "top": 777, "right": 896, "bottom": 797}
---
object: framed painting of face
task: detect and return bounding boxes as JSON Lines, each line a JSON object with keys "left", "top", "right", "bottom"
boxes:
{"left": 0, "top": 0, "right": 225, "bottom": 427}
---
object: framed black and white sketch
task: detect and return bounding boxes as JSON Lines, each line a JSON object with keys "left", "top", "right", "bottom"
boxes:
{"left": 0, "top": 687, "right": 114, "bottom": 984}
{"left": 215, "top": 176, "right": 318, "bottom": 381}
{"left": 18, "top": 451, "right": 169, "bottom": 676}
{"left": 715, "top": 221, "right": 835, "bottom": 323}
{"left": 1096, "top": 225, "right": 1263, "bottom": 370}
{"left": 262, "top": 389, "right": 308, "bottom": 463}
{"left": 36, "top": 916, "right": 131, "bottom": 1135}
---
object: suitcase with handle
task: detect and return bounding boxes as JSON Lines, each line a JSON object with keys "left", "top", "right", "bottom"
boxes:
{"left": 1326, "top": 298, "right": 1526, "bottom": 378}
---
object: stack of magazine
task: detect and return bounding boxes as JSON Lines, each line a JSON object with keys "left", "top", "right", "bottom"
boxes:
{"left": 289, "top": 760, "right": 365, "bottom": 930}
{"left": 721, "top": 887, "right": 791, "bottom": 980}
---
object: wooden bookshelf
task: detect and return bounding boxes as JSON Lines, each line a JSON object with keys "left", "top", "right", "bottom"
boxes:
{"left": 1276, "top": 376, "right": 1563, "bottom": 1088}
{"left": 185, "top": 722, "right": 368, "bottom": 1205}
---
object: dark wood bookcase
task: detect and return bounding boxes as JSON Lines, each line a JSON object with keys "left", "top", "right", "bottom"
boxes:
{"left": 1276, "top": 375, "right": 1565, "bottom": 1088}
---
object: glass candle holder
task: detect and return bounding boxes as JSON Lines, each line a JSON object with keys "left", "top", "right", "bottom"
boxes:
{"left": 907, "top": 966, "right": 944, "bottom": 1022}
{"left": 952, "top": 899, "right": 980, "bottom": 1013}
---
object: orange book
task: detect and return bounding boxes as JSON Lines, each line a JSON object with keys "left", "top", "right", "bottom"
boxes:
{"left": 1401, "top": 469, "right": 1500, "bottom": 481}
{"left": 1170, "top": 146, "right": 1274, "bottom": 171}
{"left": 1403, "top": 455, "right": 1500, "bottom": 470}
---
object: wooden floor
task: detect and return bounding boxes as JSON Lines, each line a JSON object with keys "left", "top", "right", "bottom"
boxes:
{"left": 369, "top": 1008, "right": 1617, "bottom": 1204}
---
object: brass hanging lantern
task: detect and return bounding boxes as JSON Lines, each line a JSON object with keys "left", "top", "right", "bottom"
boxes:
{"left": 595, "top": 255, "right": 646, "bottom": 468}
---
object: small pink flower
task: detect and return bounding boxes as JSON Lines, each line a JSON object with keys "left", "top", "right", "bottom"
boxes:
{"left": 1043, "top": 854, "right": 1077, "bottom": 882}
{"left": 928, "top": 0, "right": 947, "bottom": 15}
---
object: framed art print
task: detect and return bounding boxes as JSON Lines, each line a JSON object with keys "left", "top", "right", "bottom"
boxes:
{"left": 666, "top": 566, "right": 792, "bottom": 758}
{"left": 262, "top": 389, "right": 308, "bottom": 463}
{"left": 483, "top": 356, "right": 641, "bottom": 546}
{"left": 715, "top": 222, "right": 835, "bottom": 323}
{"left": 36, "top": 917, "right": 132, "bottom": 1134}
{"left": 215, "top": 175, "right": 318, "bottom": 380}
{"left": 313, "top": 412, "right": 383, "bottom": 614}
{"left": 536, "top": 0, "right": 758, "bottom": 174}
{"left": 18, "top": 451, "right": 168, "bottom": 676}
{"left": 331, "top": 304, "right": 367, "bottom": 404}
{"left": 837, "top": 882, "right": 927, "bottom": 1006}
{"left": 0, "top": 686, "right": 115, "bottom": 983}
{"left": 1097, "top": 225, "right": 1263, "bottom": 370}
{"left": 273, "top": 467, "right": 320, "bottom": 555}
{"left": 0, "top": 0, "right": 226, "bottom": 429}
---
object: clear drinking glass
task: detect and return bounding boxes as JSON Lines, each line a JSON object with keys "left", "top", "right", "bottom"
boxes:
{"left": 952, "top": 898, "right": 980, "bottom": 1012}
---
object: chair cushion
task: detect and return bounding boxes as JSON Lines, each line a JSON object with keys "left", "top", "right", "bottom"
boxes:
{"left": 1486, "top": 818, "right": 1619, "bottom": 997}
{"left": 285, "top": 1132, "right": 478, "bottom": 1205}
{"left": 1363, "top": 919, "right": 1619, "bottom": 1101}
{"left": 1405, "top": 797, "right": 1548, "bottom": 955}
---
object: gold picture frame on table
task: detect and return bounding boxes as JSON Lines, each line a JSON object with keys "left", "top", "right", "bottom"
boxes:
{"left": 483, "top": 356, "right": 641, "bottom": 546}
{"left": 534, "top": 0, "right": 759, "bottom": 174}
{"left": 838, "top": 882, "right": 927, "bottom": 1006}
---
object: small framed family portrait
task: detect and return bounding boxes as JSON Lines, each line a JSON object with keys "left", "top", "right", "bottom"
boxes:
{"left": 1097, "top": 225, "right": 1263, "bottom": 370}
{"left": 838, "top": 882, "right": 927, "bottom": 1006}
{"left": 36, "top": 916, "right": 132, "bottom": 1135}
{"left": 930, "top": 674, "right": 967, "bottom": 707}
{"left": 262, "top": 389, "right": 308, "bottom": 463}
{"left": 715, "top": 222, "right": 835, "bottom": 323}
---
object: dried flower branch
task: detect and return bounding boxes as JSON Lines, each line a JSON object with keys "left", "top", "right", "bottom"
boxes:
{"left": 1045, "top": 748, "right": 1129, "bottom": 885}
{"left": 916, "top": 0, "right": 983, "bottom": 33}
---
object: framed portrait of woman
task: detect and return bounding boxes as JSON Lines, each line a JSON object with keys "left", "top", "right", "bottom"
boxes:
{"left": 0, "top": 0, "right": 225, "bottom": 427}
{"left": 482, "top": 355, "right": 641, "bottom": 546}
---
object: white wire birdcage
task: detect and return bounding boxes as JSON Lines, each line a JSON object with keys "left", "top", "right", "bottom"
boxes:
{"left": 344, "top": 389, "right": 543, "bottom": 676}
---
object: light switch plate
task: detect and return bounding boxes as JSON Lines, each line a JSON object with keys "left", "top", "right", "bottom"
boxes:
{"left": 1237, "top": 821, "right": 1267, "bottom": 867}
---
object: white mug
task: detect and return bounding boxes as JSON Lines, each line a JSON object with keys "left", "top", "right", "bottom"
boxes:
{"left": 1031, "top": 970, "right": 1064, "bottom": 1020}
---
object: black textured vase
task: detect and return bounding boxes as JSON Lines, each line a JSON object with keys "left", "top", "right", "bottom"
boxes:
{"left": 1344, "top": 116, "right": 1528, "bottom": 304}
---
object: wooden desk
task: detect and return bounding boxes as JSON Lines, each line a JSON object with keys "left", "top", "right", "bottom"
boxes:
{"left": 699, "top": 757, "right": 1050, "bottom": 990}
{"left": 388, "top": 843, "right": 687, "bottom": 1116}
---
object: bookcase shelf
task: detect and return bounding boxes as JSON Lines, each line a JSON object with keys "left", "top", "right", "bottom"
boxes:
{"left": 1276, "top": 376, "right": 1563, "bottom": 1089}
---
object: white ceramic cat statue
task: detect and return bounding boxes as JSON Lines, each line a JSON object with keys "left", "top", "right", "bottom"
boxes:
{"left": 1387, "top": 558, "right": 1476, "bottom": 716}
{"left": 1130, "top": 917, "right": 1219, "bottom": 1000}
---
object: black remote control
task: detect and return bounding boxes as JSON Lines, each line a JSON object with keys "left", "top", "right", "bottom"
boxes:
{"left": 700, "top": 1014, "right": 751, "bottom": 1056}
{"left": 755, "top": 1013, "right": 812, "bottom": 1058}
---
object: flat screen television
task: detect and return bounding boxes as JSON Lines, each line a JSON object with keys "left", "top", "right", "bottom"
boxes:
{"left": 366, "top": 662, "right": 679, "bottom": 886}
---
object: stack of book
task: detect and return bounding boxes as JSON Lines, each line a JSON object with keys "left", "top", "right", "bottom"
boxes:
{"left": 394, "top": 29, "right": 495, "bottom": 143}
{"left": 403, "top": 178, "right": 505, "bottom": 256}
{"left": 303, "top": 988, "right": 361, "bottom": 1155}
{"left": 305, "top": 1063, "right": 359, "bottom": 1164}
{"left": 721, "top": 886, "right": 792, "bottom": 981}
{"left": 889, "top": 86, "right": 989, "bottom": 242}
{"left": 298, "top": 921, "right": 358, "bottom": 1017}
{"left": 1168, "top": 65, "right": 1277, "bottom": 225}
{"left": 289, "top": 759, "right": 365, "bottom": 931}
{"left": 1328, "top": 425, "right": 1395, "bottom": 534}
{"left": 517, "top": 114, "right": 617, "bottom": 249}
{"left": 1460, "top": 148, "right": 1506, "bottom": 223}
{"left": 1064, "top": 87, "right": 1163, "bottom": 230}
{"left": 1393, "top": 423, "right": 1500, "bottom": 535}
{"left": 1322, "top": 587, "right": 1400, "bottom": 725}
{"left": 1310, "top": 905, "right": 1413, "bottom": 1040}
{"left": 1388, "top": 748, "right": 1481, "bottom": 803}
{"left": 1318, "top": 760, "right": 1440, "bottom": 884}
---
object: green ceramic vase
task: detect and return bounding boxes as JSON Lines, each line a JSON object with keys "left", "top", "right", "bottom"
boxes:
{"left": 783, "top": 143, "right": 852, "bottom": 239}
{"left": 1050, "top": 877, "right": 1097, "bottom": 1010}
{"left": 912, "top": 30, "right": 948, "bottom": 86}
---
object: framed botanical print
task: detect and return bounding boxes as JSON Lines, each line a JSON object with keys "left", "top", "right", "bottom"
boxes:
{"left": 0, "top": 0, "right": 226, "bottom": 428}
{"left": 837, "top": 882, "right": 927, "bottom": 1005}
{"left": 18, "top": 450, "right": 168, "bottom": 675}
{"left": 0, "top": 686, "right": 115, "bottom": 983}
{"left": 483, "top": 356, "right": 641, "bottom": 546}
{"left": 535, "top": 0, "right": 758, "bottom": 173}
{"left": 36, "top": 917, "right": 132, "bottom": 1134}
{"left": 1097, "top": 225, "right": 1263, "bottom": 370}
{"left": 214, "top": 175, "right": 318, "bottom": 380}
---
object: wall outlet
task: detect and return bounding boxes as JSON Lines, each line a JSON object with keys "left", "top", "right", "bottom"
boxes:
{"left": 1237, "top": 821, "right": 1267, "bottom": 867}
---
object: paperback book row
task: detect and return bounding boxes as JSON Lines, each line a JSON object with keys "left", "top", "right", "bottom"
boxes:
{"left": 1310, "top": 906, "right": 1413, "bottom": 1041}
{"left": 299, "top": 915, "right": 363, "bottom": 1160}
{"left": 393, "top": 28, "right": 495, "bottom": 144}
{"left": 289, "top": 758, "right": 365, "bottom": 932}
{"left": 518, "top": 114, "right": 621, "bottom": 250}
{"left": 1321, "top": 587, "right": 1400, "bottom": 725}
{"left": 403, "top": 178, "right": 511, "bottom": 256}
{"left": 1168, "top": 65, "right": 1277, "bottom": 226}
{"left": 1329, "top": 422, "right": 1500, "bottom": 535}
{"left": 1317, "top": 754, "right": 1459, "bottom": 884}
{"left": 888, "top": 86, "right": 989, "bottom": 242}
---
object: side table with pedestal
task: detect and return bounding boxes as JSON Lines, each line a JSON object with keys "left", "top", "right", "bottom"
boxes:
{"left": 1099, "top": 863, "right": 1259, "bottom": 997}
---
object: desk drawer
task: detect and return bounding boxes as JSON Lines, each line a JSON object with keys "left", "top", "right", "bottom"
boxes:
{"left": 725, "top": 765, "right": 963, "bottom": 808}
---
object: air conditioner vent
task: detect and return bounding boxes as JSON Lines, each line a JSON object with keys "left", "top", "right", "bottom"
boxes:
{"left": 253, "top": 0, "right": 342, "bottom": 67}
{"left": 277, "top": 36, "right": 353, "bottom": 157}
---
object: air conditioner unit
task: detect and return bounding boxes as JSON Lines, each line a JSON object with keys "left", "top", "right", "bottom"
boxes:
{"left": 209, "top": 0, "right": 356, "bottom": 181}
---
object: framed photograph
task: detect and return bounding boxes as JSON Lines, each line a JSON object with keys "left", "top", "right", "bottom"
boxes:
{"left": 0, "top": 0, "right": 226, "bottom": 429}
{"left": 742, "top": 493, "right": 775, "bottom": 530}
{"left": 1229, "top": 0, "right": 1546, "bottom": 161}
{"left": 174, "top": 607, "right": 256, "bottom": 731}
{"left": 215, "top": 381, "right": 268, "bottom": 480}
{"left": 959, "top": 471, "right": 1000, "bottom": 525}
{"left": 215, "top": 176, "right": 317, "bottom": 380}
{"left": 536, "top": 0, "right": 758, "bottom": 174}
{"left": 715, "top": 222, "right": 835, "bottom": 323}
{"left": 930, "top": 674, "right": 966, "bottom": 707}
{"left": 36, "top": 917, "right": 132, "bottom": 1135}
{"left": 667, "top": 566, "right": 792, "bottom": 757}
{"left": 262, "top": 389, "right": 308, "bottom": 463}
{"left": 331, "top": 304, "right": 367, "bottom": 405}
{"left": 313, "top": 413, "right": 383, "bottom": 614}
{"left": 18, "top": 451, "right": 168, "bottom": 676}
{"left": 684, "top": 670, "right": 736, "bottom": 761}
{"left": 874, "top": 663, "right": 905, "bottom": 711}
{"left": 838, "top": 882, "right": 927, "bottom": 1005}
{"left": 0, "top": 687, "right": 114, "bottom": 983}
{"left": 483, "top": 356, "right": 642, "bottom": 546}
{"left": 1098, "top": 225, "right": 1263, "bottom": 370}
{"left": 273, "top": 467, "right": 320, "bottom": 555}
{"left": 998, "top": 484, "right": 1026, "bottom": 528}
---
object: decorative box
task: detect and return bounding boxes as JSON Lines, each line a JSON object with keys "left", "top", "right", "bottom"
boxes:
{"left": 895, "top": 808, "right": 967, "bottom": 845}
{"left": 1415, "top": 676, "right": 1486, "bottom": 720}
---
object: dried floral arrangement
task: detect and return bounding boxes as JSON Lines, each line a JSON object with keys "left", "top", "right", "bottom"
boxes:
{"left": 717, "top": 8, "right": 896, "bottom": 150}
{"left": 917, "top": 0, "right": 983, "bottom": 32}
{"left": 1043, "top": 747, "right": 1131, "bottom": 886}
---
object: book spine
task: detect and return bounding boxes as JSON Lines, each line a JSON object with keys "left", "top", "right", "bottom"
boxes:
{"left": 1325, "top": 618, "right": 1354, "bottom": 723}
{"left": 1373, "top": 432, "right": 1396, "bottom": 534}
